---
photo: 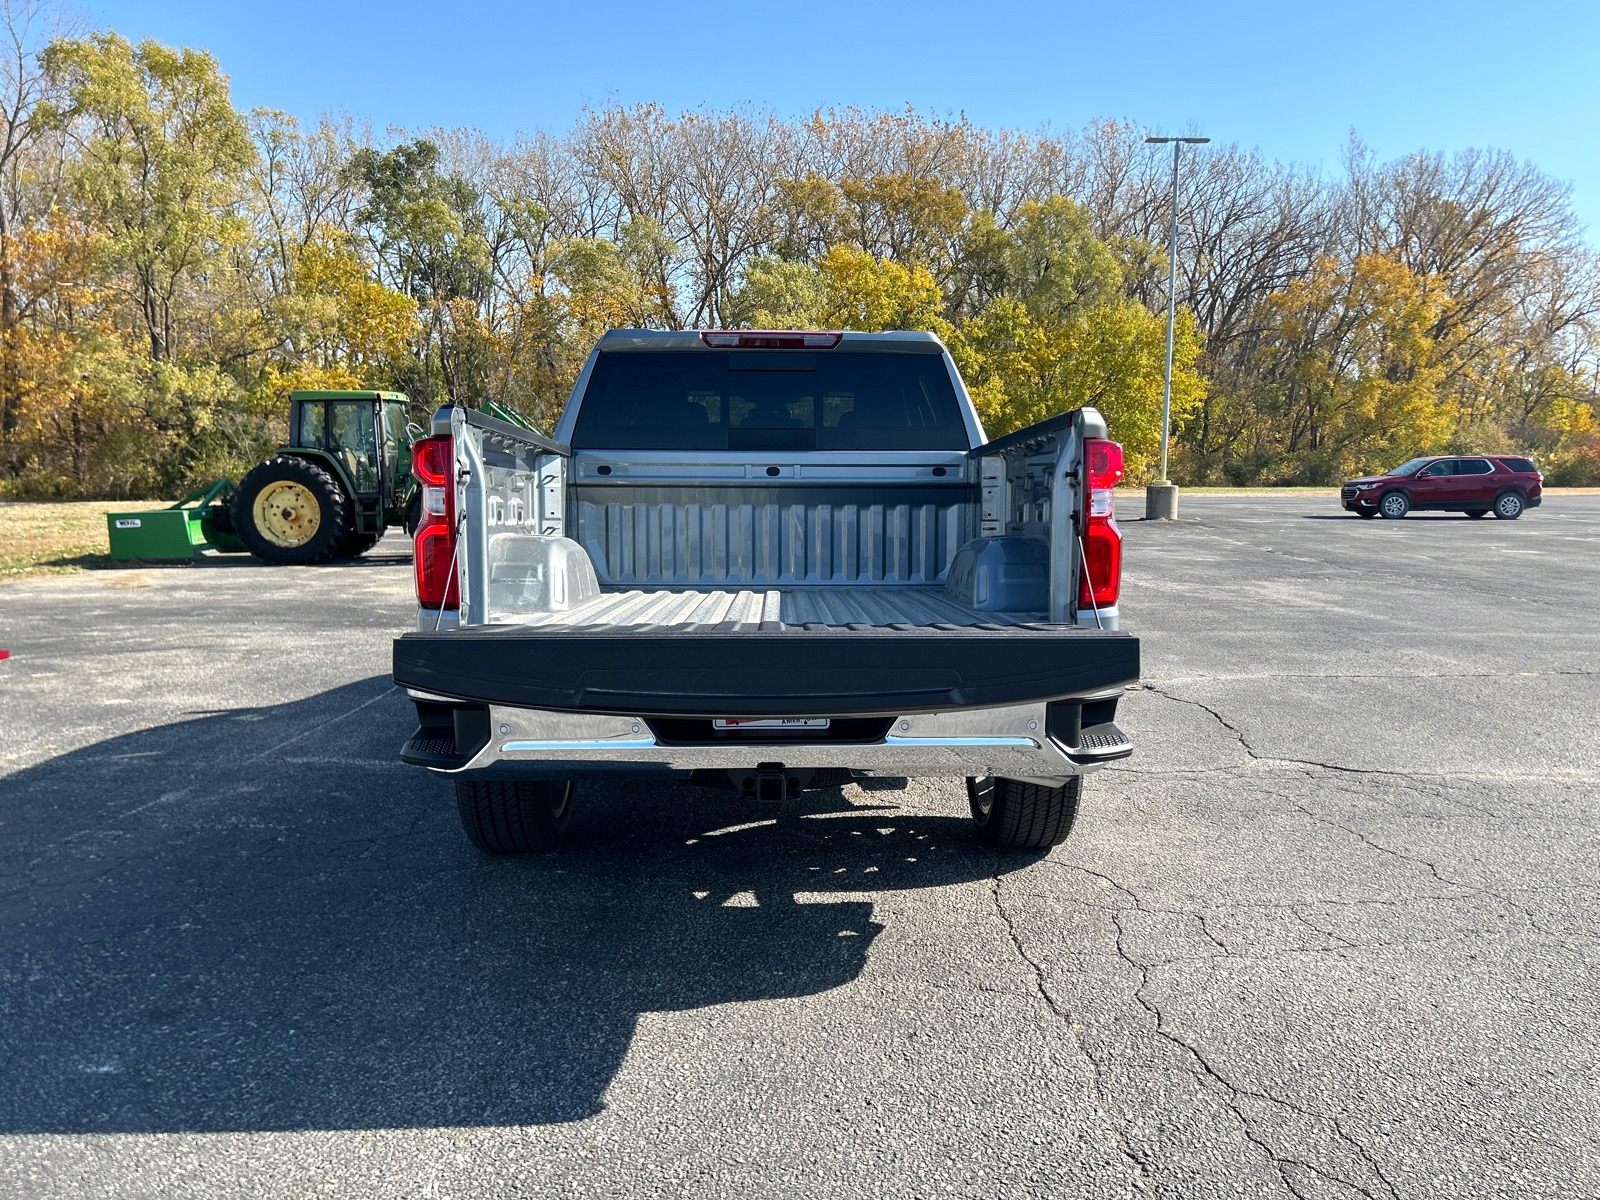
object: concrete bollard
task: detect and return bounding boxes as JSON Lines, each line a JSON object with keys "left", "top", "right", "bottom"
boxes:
{"left": 1145, "top": 483, "right": 1180, "bottom": 520}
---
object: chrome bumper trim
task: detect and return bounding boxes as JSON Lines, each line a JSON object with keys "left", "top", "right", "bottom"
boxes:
{"left": 431, "top": 700, "right": 1119, "bottom": 783}
{"left": 501, "top": 738, "right": 658, "bottom": 752}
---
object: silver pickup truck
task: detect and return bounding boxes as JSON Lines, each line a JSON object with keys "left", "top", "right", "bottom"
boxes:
{"left": 393, "top": 330, "right": 1138, "bottom": 853}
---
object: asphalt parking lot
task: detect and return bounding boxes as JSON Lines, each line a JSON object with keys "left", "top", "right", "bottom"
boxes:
{"left": 2, "top": 495, "right": 1597, "bottom": 1199}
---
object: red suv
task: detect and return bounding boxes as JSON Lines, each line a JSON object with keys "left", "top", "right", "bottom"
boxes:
{"left": 1341, "top": 456, "right": 1543, "bottom": 520}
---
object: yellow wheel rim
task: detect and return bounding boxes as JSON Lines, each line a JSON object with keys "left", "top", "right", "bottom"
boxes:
{"left": 253, "top": 480, "right": 321, "bottom": 548}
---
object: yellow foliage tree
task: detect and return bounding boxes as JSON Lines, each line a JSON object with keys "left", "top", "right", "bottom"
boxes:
{"left": 271, "top": 232, "right": 417, "bottom": 395}
{"left": 815, "top": 245, "right": 952, "bottom": 336}
{"left": 956, "top": 297, "right": 1202, "bottom": 474}
{"left": 1254, "top": 255, "right": 1456, "bottom": 477}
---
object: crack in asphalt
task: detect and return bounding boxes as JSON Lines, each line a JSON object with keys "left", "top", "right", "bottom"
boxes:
{"left": 1139, "top": 684, "right": 1432, "bottom": 779}
{"left": 989, "top": 870, "right": 1155, "bottom": 1193}
{"left": 1139, "top": 681, "right": 1587, "bottom": 966}
{"left": 1074, "top": 866, "right": 1404, "bottom": 1200}
{"left": 1136, "top": 684, "right": 1574, "bottom": 957}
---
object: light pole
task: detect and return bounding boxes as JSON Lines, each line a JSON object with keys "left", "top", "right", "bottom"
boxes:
{"left": 1144, "top": 134, "right": 1208, "bottom": 521}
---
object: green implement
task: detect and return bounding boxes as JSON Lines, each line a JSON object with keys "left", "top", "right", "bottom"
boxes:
{"left": 106, "top": 480, "right": 246, "bottom": 561}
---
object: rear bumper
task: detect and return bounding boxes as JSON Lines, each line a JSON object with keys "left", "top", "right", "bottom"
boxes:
{"left": 394, "top": 621, "right": 1139, "bottom": 785}
{"left": 403, "top": 695, "right": 1133, "bottom": 785}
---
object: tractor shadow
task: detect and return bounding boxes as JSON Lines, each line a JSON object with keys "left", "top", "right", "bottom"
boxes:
{"left": 0, "top": 678, "right": 1034, "bottom": 1134}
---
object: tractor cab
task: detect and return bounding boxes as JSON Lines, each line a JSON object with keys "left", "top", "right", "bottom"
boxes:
{"left": 289, "top": 391, "right": 413, "bottom": 508}
{"left": 230, "top": 389, "right": 419, "bottom": 565}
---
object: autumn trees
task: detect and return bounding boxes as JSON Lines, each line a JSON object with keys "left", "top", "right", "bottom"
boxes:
{"left": 0, "top": 11, "right": 1595, "bottom": 500}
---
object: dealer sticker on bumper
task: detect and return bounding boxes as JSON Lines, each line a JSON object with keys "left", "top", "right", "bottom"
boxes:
{"left": 712, "top": 718, "right": 831, "bottom": 730}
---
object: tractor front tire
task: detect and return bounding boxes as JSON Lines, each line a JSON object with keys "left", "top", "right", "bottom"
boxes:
{"left": 234, "top": 457, "right": 351, "bottom": 565}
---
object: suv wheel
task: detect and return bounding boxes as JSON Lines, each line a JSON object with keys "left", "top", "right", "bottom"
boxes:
{"left": 968, "top": 776, "right": 1081, "bottom": 848}
{"left": 1494, "top": 492, "right": 1525, "bottom": 520}
{"left": 1465, "top": 510, "right": 1487, "bottom": 519}
{"left": 456, "top": 780, "right": 573, "bottom": 853}
{"left": 1378, "top": 491, "right": 1410, "bottom": 519}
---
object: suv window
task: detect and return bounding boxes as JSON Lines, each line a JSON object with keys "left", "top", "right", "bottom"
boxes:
{"left": 1456, "top": 458, "right": 1494, "bottom": 475}
{"left": 1418, "top": 460, "right": 1456, "bottom": 477}
{"left": 571, "top": 350, "right": 968, "bottom": 451}
{"left": 1497, "top": 457, "right": 1538, "bottom": 474}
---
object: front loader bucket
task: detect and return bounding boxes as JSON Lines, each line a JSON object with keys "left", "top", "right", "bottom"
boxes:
{"left": 106, "top": 479, "right": 246, "bottom": 561}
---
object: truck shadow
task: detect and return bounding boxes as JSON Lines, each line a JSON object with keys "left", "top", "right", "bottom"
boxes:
{"left": 0, "top": 679, "right": 1035, "bottom": 1134}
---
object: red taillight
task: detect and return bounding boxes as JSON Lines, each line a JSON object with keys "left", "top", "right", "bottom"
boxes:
{"left": 1086, "top": 439, "right": 1125, "bottom": 491}
{"left": 411, "top": 435, "right": 458, "bottom": 609}
{"left": 700, "top": 330, "right": 842, "bottom": 349}
{"left": 412, "top": 435, "right": 451, "bottom": 487}
{"left": 1079, "top": 438, "right": 1124, "bottom": 609}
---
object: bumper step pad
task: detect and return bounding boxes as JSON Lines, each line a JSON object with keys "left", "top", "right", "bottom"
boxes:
{"left": 1067, "top": 721, "right": 1133, "bottom": 763}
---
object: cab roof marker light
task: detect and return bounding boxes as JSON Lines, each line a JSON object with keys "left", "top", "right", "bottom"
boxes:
{"left": 699, "top": 331, "right": 843, "bottom": 350}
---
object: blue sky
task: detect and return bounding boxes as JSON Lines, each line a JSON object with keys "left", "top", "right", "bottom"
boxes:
{"left": 86, "top": 0, "right": 1600, "bottom": 237}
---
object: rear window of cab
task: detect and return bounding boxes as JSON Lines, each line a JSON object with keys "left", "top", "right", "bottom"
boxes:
{"left": 570, "top": 350, "right": 969, "bottom": 451}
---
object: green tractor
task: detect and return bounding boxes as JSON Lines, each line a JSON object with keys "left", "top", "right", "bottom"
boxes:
{"left": 231, "top": 390, "right": 420, "bottom": 565}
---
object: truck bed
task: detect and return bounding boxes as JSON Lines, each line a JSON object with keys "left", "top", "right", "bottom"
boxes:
{"left": 491, "top": 585, "right": 1044, "bottom": 631}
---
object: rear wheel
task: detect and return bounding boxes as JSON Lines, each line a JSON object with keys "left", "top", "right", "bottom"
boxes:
{"left": 456, "top": 780, "right": 573, "bottom": 853}
{"left": 1378, "top": 491, "right": 1410, "bottom": 519}
{"left": 1465, "top": 509, "right": 1488, "bottom": 519}
{"left": 234, "top": 457, "right": 350, "bottom": 565}
{"left": 1494, "top": 491, "right": 1525, "bottom": 520}
{"left": 968, "top": 776, "right": 1081, "bottom": 848}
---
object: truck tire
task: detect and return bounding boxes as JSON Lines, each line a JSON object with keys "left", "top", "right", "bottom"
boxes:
{"left": 337, "top": 531, "right": 381, "bottom": 557}
{"left": 234, "top": 457, "right": 350, "bottom": 565}
{"left": 967, "top": 776, "right": 1081, "bottom": 848}
{"left": 456, "top": 780, "right": 573, "bottom": 854}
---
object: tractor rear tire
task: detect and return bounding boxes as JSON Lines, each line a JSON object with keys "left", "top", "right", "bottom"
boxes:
{"left": 337, "top": 531, "right": 381, "bottom": 557}
{"left": 234, "top": 457, "right": 350, "bottom": 565}
{"left": 456, "top": 780, "right": 573, "bottom": 854}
